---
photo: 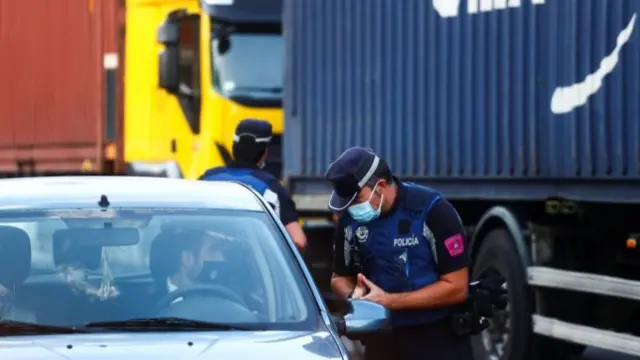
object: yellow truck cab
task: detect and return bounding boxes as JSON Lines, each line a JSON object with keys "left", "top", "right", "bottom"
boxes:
{"left": 125, "top": 0, "right": 283, "bottom": 180}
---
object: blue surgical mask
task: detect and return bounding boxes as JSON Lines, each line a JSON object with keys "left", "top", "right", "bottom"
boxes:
{"left": 348, "top": 184, "right": 383, "bottom": 223}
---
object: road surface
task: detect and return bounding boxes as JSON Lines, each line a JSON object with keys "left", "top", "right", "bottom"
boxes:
{"left": 342, "top": 342, "right": 640, "bottom": 359}
{"left": 342, "top": 337, "right": 639, "bottom": 359}
{"left": 580, "top": 348, "right": 639, "bottom": 360}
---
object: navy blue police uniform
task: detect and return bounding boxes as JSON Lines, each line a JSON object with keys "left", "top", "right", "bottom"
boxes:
{"left": 327, "top": 147, "right": 473, "bottom": 360}
{"left": 199, "top": 119, "right": 299, "bottom": 226}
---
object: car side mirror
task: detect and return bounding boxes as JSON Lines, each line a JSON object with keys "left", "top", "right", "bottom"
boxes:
{"left": 339, "top": 299, "right": 390, "bottom": 337}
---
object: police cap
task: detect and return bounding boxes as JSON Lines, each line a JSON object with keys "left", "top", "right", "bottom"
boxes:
{"left": 325, "top": 147, "right": 390, "bottom": 211}
{"left": 234, "top": 119, "right": 273, "bottom": 145}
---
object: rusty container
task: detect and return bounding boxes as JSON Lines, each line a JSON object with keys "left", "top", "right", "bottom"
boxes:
{"left": 0, "top": 0, "right": 125, "bottom": 175}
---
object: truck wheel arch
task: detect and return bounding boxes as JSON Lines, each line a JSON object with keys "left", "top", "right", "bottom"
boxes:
{"left": 470, "top": 206, "right": 531, "bottom": 269}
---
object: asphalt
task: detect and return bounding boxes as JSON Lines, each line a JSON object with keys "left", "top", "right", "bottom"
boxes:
{"left": 579, "top": 348, "right": 640, "bottom": 360}
{"left": 342, "top": 341, "right": 640, "bottom": 360}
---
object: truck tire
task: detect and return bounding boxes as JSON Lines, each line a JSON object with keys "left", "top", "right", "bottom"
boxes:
{"left": 471, "top": 228, "right": 533, "bottom": 360}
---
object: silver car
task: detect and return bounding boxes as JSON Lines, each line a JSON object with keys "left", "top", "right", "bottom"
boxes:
{"left": 0, "top": 176, "right": 388, "bottom": 359}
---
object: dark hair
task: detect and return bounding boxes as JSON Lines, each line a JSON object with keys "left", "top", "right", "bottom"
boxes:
{"left": 232, "top": 138, "right": 267, "bottom": 164}
{"left": 150, "top": 229, "right": 207, "bottom": 280}
{"left": 365, "top": 162, "right": 393, "bottom": 188}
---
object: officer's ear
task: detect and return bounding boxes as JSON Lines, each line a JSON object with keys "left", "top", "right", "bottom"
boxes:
{"left": 374, "top": 179, "right": 388, "bottom": 195}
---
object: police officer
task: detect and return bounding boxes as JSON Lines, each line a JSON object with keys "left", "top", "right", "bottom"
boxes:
{"left": 199, "top": 119, "right": 307, "bottom": 251}
{"left": 327, "top": 147, "right": 473, "bottom": 360}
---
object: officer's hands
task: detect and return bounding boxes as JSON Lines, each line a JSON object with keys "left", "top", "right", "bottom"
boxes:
{"left": 351, "top": 274, "right": 368, "bottom": 299}
{"left": 356, "top": 274, "right": 390, "bottom": 307}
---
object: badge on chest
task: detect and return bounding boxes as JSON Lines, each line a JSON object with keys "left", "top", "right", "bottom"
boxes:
{"left": 355, "top": 226, "right": 369, "bottom": 243}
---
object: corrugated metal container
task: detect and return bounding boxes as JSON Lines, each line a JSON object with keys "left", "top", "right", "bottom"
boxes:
{"left": 0, "top": 0, "right": 125, "bottom": 174}
{"left": 284, "top": 0, "right": 640, "bottom": 201}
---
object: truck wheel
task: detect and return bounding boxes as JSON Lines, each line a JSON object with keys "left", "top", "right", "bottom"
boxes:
{"left": 471, "top": 228, "right": 533, "bottom": 360}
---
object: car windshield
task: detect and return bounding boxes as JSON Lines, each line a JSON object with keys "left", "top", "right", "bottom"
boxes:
{"left": 211, "top": 27, "right": 283, "bottom": 103}
{"left": 0, "top": 207, "right": 316, "bottom": 334}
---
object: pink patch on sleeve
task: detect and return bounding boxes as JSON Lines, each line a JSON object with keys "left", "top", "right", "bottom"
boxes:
{"left": 444, "top": 234, "right": 465, "bottom": 256}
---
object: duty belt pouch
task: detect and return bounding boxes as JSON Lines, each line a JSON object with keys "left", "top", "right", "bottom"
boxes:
{"left": 450, "top": 300, "right": 491, "bottom": 336}
{"left": 450, "top": 312, "right": 474, "bottom": 336}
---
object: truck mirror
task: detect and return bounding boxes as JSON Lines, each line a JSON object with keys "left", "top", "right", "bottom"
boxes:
{"left": 156, "top": 9, "right": 189, "bottom": 93}
{"left": 157, "top": 20, "right": 180, "bottom": 45}
{"left": 158, "top": 47, "right": 180, "bottom": 93}
{"left": 157, "top": 15, "right": 181, "bottom": 93}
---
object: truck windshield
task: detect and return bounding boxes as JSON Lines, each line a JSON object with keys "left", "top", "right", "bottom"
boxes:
{"left": 211, "top": 29, "right": 283, "bottom": 104}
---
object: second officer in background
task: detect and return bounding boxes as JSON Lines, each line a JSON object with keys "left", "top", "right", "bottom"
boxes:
{"left": 199, "top": 119, "right": 307, "bottom": 251}
{"left": 327, "top": 147, "right": 473, "bottom": 360}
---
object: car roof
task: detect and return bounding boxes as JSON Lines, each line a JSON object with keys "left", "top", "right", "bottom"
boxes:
{"left": 0, "top": 176, "right": 265, "bottom": 211}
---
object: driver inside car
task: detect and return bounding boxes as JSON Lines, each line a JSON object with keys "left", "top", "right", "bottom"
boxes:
{"left": 150, "top": 228, "right": 235, "bottom": 302}
{"left": 149, "top": 227, "right": 260, "bottom": 323}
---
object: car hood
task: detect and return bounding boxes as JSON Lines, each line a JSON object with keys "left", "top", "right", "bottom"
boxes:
{"left": 0, "top": 331, "right": 344, "bottom": 360}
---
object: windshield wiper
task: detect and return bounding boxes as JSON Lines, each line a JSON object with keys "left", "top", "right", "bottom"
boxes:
{"left": 0, "top": 320, "right": 91, "bottom": 335}
{"left": 84, "top": 317, "right": 260, "bottom": 332}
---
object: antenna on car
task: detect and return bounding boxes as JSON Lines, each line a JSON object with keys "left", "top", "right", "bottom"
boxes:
{"left": 98, "top": 194, "right": 110, "bottom": 209}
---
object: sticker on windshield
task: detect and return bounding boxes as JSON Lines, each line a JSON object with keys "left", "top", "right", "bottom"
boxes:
{"left": 204, "top": 0, "right": 234, "bottom": 5}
